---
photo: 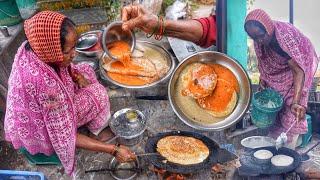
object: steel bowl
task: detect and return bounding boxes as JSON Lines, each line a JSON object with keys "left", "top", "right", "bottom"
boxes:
{"left": 241, "top": 136, "right": 275, "bottom": 151}
{"left": 99, "top": 40, "right": 175, "bottom": 89}
{"left": 76, "top": 33, "right": 98, "bottom": 50}
{"left": 109, "top": 157, "right": 140, "bottom": 180}
{"left": 102, "top": 21, "right": 135, "bottom": 60}
{"left": 76, "top": 30, "right": 103, "bottom": 57}
{"left": 168, "top": 51, "right": 252, "bottom": 131}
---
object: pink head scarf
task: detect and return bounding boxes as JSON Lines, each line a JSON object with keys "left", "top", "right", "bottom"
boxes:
{"left": 245, "top": 9, "right": 274, "bottom": 36}
{"left": 24, "top": 11, "right": 66, "bottom": 62}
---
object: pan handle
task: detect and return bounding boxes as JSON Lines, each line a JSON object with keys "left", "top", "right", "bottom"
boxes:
{"left": 105, "top": 135, "right": 119, "bottom": 144}
{"left": 302, "top": 141, "right": 320, "bottom": 155}
{"left": 85, "top": 167, "right": 140, "bottom": 173}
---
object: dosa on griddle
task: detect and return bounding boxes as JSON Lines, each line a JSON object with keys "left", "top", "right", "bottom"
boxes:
{"left": 156, "top": 136, "right": 210, "bottom": 165}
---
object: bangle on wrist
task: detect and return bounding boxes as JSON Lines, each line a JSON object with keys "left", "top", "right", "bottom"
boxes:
{"left": 155, "top": 16, "right": 164, "bottom": 40}
{"left": 146, "top": 16, "right": 159, "bottom": 38}
{"left": 111, "top": 143, "right": 120, "bottom": 156}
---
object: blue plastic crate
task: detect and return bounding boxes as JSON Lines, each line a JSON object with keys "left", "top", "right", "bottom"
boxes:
{"left": 0, "top": 170, "right": 45, "bottom": 180}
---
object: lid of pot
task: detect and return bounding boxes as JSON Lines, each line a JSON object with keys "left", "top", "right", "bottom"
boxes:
{"left": 109, "top": 108, "right": 146, "bottom": 138}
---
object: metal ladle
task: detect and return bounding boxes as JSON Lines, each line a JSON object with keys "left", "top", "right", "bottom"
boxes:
{"left": 275, "top": 119, "right": 298, "bottom": 149}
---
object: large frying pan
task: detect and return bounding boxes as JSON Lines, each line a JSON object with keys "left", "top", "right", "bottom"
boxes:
{"left": 145, "top": 131, "right": 225, "bottom": 174}
{"left": 239, "top": 146, "right": 301, "bottom": 176}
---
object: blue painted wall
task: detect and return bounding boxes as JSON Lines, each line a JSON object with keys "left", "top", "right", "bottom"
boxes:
{"left": 227, "top": 0, "right": 248, "bottom": 70}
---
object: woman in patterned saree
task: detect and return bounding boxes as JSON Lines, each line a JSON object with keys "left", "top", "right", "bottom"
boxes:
{"left": 244, "top": 9, "right": 319, "bottom": 149}
{"left": 4, "top": 11, "right": 136, "bottom": 175}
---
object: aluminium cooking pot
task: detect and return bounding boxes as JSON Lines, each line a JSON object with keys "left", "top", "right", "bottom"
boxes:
{"left": 107, "top": 108, "right": 146, "bottom": 146}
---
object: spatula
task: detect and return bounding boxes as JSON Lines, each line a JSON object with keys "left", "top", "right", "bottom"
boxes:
{"left": 300, "top": 141, "right": 320, "bottom": 161}
{"left": 135, "top": 152, "right": 161, "bottom": 157}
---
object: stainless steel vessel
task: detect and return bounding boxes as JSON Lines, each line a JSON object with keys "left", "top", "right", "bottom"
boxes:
{"left": 108, "top": 108, "right": 146, "bottom": 146}
{"left": 168, "top": 51, "right": 252, "bottom": 131}
{"left": 101, "top": 21, "right": 135, "bottom": 60}
{"left": 99, "top": 40, "right": 175, "bottom": 89}
{"left": 75, "top": 30, "right": 103, "bottom": 57}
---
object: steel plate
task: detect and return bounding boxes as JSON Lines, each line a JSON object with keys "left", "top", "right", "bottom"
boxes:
{"left": 168, "top": 51, "right": 251, "bottom": 131}
{"left": 99, "top": 40, "right": 175, "bottom": 89}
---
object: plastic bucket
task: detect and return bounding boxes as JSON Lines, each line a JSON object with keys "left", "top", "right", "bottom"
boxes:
{"left": 251, "top": 88, "right": 283, "bottom": 128}
{"left": 15, "top": 0, "right": 36, "bottom": 8}
{"left": 0, "top": 0, "right": 22, "bottom": 26}
{"left": 15, "top": 0, "right": 37, "bottom": 19}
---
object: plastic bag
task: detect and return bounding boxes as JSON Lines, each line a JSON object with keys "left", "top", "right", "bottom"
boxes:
{"left": 165, "top": 0, "right": 187, "bottom": 20}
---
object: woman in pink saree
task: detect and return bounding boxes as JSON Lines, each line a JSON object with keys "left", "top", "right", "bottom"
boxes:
{"left": 245, "top": 9, "right": 319, "bottom": 149}
{"left": 4, "top": 11, "right": 136, "bottom": 175}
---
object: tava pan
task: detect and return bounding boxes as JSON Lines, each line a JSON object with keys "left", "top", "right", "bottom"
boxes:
{"left": 145, "top": 130, "right": 220, "bottom": 174}
{"left": 239, "top": 146, "right": 301, "bottom": 176}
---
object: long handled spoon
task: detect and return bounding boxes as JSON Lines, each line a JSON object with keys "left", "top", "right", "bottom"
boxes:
{"left": 275, "top": 117, "right": 298, "bottom": 149}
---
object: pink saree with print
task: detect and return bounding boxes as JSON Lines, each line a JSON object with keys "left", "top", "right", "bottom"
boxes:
{"left": 255, "top": 21, "right": 319, "bottom": 142}
{"left": 4, "top": 42, "right": 110, "bottom": 175}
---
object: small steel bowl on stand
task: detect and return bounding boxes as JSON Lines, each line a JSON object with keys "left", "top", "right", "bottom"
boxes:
{"left": 108, "top": 108, "right": 146, "bottom": 146}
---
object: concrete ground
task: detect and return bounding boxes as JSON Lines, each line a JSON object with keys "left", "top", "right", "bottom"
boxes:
{"left": 0, "top": 8, "right": 319, "bottom": 179}
{"left": 1, "top": 87, "right": 320, "bottom": 179}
